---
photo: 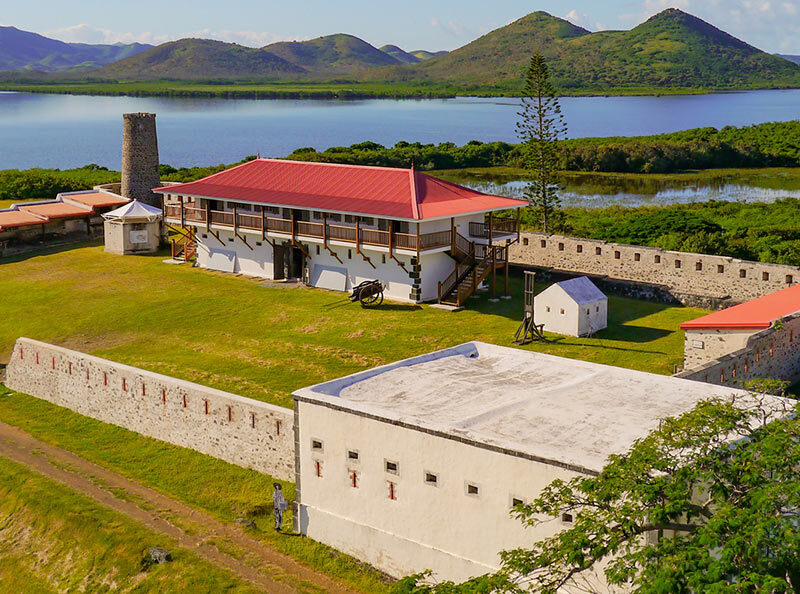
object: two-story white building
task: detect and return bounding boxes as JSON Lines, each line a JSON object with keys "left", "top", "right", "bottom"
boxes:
{"left": 156, "top": 159, "right": 525, "bottom": 304}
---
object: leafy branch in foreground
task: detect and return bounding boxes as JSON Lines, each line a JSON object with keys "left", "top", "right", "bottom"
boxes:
{"left": 396, "top": 393, "right": 800, "bottom": 593}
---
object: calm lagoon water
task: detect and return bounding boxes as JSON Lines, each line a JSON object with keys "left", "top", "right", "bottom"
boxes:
{"left": 1, "top": 89, "right": 799, "bottom": 171}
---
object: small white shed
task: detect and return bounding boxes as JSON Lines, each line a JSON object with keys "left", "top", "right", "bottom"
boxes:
{"left": 102, "top": 200, "right": 162, "bottom": 255}
{"left": 534, "top": 276, "right": 607, "bottom": 337}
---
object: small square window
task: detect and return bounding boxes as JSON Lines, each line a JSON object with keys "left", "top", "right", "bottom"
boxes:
{"left": 523, "top": 237, "right": 529, "bottom": 246}
{"left": 595, "top": 247, "right": 602, "bottom": 256}
{"left": 466, "top": 483, "right": 480, "bottom": 496}
{"left": 614, "top": 251, "right": 621, "bottom": 260}
{"left": 540, "top": 240, "right": 547, "bottom": 248}
{"left": 696, "top": 262, "right": 703, "bottom": 271}
{"left": 740, "top": 269, "right": 747, "bottom": 278}
{"left": 311, "top": 439, "right": 324, "bottom": 452}
{"left": 424, "top": 472, "right": 438, "bottom": 486}
{"left": 586, "top": 309, "right": 590, "bottom": 315}
{"left": 763, "top": 271, "right": 769, "bottom": 281}
{"left": 654, "top": 255, "right": 661, "bottom": 264}
{"left": 596, "top": 306, "right": 600, "bottom": 312}
{"left": 718, "top": 265, "right": 725, "bottom": 273}
{"left": 560, "top": 308, "right": 565, "bottom": 315}
{"left": 511, "top": 497, "right": 525, "bottom": 508}
{"left": 558, "top": 242, "right": 565, "bottom": 251}
{"left": 576, "top": 244, "right": 583, "bottom": 253}
{"left": 316, "top": 245, "right": 321, "bottom": 255}
{"left": 561, "top": 512, "right": 574, "bottom": 523}
{"left": 787, "top": 274, "right": 794, "bottom": 284}
{"left": 634, "top": 253, "right": 640, "bottom": 262}
{"left": 385, "top": 460, "right": 399, "bottom": 474}
{"left": 546, "top": 306, "right": 551, "bottom": 313}
{"left": 347, "top": 450, "right": 359, "bottom": 461}
{"left": 675, "top": 259, "right": 681, "bottom": 269}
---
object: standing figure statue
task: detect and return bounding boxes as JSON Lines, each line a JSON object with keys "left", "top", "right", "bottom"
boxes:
{"left": 272, "top": 483, "right": 288, "bottom": 531}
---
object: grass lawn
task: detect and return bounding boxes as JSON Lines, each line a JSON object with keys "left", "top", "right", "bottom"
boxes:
{"left": 0, "top": 454, "right": 261, "bottom": 593}
{"left": 0, "top": 197, "right": 42, "bottom": 209}
{"left": 0, "top": 244, "right": 705, "bottom": 591}
{"left": 0, "top": 244, "right": 704, "bottom": 408}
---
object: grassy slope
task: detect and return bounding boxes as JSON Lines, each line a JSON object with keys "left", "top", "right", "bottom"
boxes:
{"left": 0, "top": 246, "right": 704, "bottom": 397}
{"left": 372, "top": 9, "right": 800, "bottom": 92}
{"left": 0, "top": 454, "right": 260, "bottom": 593}
{"left": 0, "top": 389, "right": 390, "bottom": 593}
{"left": 94, "top": 39, "right": 304, "bottom": 80}
{"left": 263, "top": 35, "right": 401, "bottom": 75}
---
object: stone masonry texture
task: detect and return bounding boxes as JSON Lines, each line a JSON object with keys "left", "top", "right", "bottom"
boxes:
{"left": 121, "top": 113, "right": 161, "bottom": 208}
{"left": 510, "top": 232, "right": 800, "bottom": 306}
{"left": 5, "top": 338, "right": 294, "bottom": 481}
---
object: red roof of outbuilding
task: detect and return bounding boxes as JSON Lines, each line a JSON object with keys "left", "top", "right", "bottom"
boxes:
{"left": 20, "top": 202, "right": 92, "bottom": 220}
{"left": 0, "top": 210, "right": 45, "bottom": 231}
{"left": 154, "top": 159, "right": 525, "bottom": 220}
{"left": 66, "top": 192, "right": 128, "bottom": 208}
{"left": 681, "top": 283, "right": 800, "bottom": 330}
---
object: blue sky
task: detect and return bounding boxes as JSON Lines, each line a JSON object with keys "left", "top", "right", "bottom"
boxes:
{"left": 4, "top": 0, "right": 799, "bottom": 54}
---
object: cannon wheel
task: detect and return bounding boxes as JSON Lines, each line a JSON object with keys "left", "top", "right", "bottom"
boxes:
{"left": 360, "top": 290, "right": 384, "bottom": 307}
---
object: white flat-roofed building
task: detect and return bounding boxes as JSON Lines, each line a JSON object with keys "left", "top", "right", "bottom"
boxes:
{"left": 292, "top": 342, "right": 778, "bottom": 586}
{"left": 534, "top": 276, "right": 607, "bottom": 337}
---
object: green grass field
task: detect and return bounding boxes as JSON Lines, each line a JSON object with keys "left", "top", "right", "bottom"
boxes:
{"left": 0, "top": 454, "right": 261, "bottom": 593}
{"left": 0, "top": 244, "right": 704, "bottom": 590}
{"left": 0, "top": 244, "right": 704, "bottom": 404}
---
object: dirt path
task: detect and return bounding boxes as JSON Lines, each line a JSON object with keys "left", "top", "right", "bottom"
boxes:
{"left": 0, "top": 420, "right": 360, "bottom": 594}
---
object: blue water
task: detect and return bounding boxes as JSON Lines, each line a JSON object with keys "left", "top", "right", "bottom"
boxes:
{"left": 0, "top": 89, "right": 799, "bottom": 170}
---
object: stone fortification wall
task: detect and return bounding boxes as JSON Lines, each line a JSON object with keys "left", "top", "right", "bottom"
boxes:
{"left": 510, "top": 232, "right": 800, "bottom": 306}
{"left": 4, "top": 338, "right": 294, "bottom": 480}
{"left": 676, "top": 314, "right": 800, "bottom": 389}
{"left": 121, "top": 113, "right": 160, "bottom": 207}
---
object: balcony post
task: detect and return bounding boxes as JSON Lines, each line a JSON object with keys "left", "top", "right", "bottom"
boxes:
{"left": 261, "top": 205, "right": 266, "bottom": 240}
{"left": 516, "top": 208, "right": 521, "bottom": 243}
{"left": 323, "top": 213, "right": 328, "bottom": 249}
{"left": 233, "top": 204, "right": 238, "bottom": 236}
{"left": 356, "top": 218, "right": 360, "bottom": 252}
{"left": 180, "top": 196, "right": 185, "bottom": 228}
{"left": 205, "top": 200, "right": 210, "bottom": 232}
{"left": 416, "top": 223, "right": 421, "bottom": 259}
{"left": 450, "top": 217, "right": 455, "bottom": 252}
{"left": 291, "top": 210, "right": 296, "bottom": 244}
{"left": 388, "top": 220, "right": 393, "bottom": 258}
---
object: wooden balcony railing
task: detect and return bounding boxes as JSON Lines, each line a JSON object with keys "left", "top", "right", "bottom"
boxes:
{"left": 469, "top": 219, "right": 518, "bottom": 238}
{"left": 164, "top": 203, "right": 454, "bottom": 252}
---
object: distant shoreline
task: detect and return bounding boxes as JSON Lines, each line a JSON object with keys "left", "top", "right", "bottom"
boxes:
{"left": 2, "top": 81, "right": 799, "bottom": 101}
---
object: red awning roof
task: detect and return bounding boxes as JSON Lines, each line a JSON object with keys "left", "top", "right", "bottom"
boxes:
{"left": 67, "top": 192, "right": 128, "bottom": 209}
{"left": 154, "top": 159, "right": 525, "bottom": 220}
{"left": 20, "top": 202, "right": 92, "bottom": 220}
{"left": 681, "top": 283, "right": 800, "bottom": 330}
{"left": 0, "top": 210, "right": 45, "bottom": 231}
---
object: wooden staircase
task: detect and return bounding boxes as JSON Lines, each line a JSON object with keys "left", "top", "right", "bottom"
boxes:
{"left": 438, "top": 232, "right": 507, "bottom": 307}
{"left": 170, "top": 227, "right": 196, "bottom": 262}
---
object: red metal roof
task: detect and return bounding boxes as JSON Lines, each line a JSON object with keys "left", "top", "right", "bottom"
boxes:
{"left": 0, "top": 210, "right": 45, "bottom": 231}
{"left": 20, "top": 202, "right": 92, "bottom": 220}
{"left": 154, "top": 159, "right": 525, "bottom": 220}
{"left": 681, "top": 283, "right": 800, "bottom": 330}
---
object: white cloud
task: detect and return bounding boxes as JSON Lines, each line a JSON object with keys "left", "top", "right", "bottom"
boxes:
{"left": 44, "top": 24, "right": 302, "bottom": 48}
{"left": 564, "top": 9, "right": 594, "bottom": 30}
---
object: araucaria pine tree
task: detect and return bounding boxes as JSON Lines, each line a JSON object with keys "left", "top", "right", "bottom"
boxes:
{"left": 516, "top": 54, "right": 567, "bottom": 234}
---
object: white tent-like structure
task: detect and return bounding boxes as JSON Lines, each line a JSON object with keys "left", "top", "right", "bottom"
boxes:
{"left": 103, "top": 199, "right": 163, "bottom": 255}
{"left": 102, "top": 199, "right": 162, "bottom": 222}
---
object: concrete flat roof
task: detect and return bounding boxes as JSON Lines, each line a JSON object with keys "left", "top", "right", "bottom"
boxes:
{"left": 294, "top": 342, "right": 781, "bottom": 474}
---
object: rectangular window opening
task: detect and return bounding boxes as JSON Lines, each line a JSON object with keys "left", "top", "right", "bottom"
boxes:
{"left": 511, "top": 497, "right": 524, "bottom": 508}
{"left": 740, "top": 269, "right": 747, "bottom": 278}
{"left": 251, "top": 413, "right": 256, "bottom": 428}
{"left": 763, "top": 271, "right": 770, "bottom": 281}
{"left": 595, "top": 247, "right": 602, "bottom": 256}
{"left": 576, "top": 244, "right": 582, "bottom": 253}
{"left": 675, "top": 260, "right": 682, "bottom": 269}
{"left": 466, "top": 483, "right": 480, "bottom": 496}
{"left": 558, "top": 242, "right": 564, "bottom": 251}
{"left": 696, "top": 262, "right": 703, "bottom": 271}
{"left": 227, "top": 406, "right": 233, "bottom": 422}
{"left": 385, "top": 460, "right": 399, "bottom": 474}
{"left": 522, "top": 237, "right": 529, "bottom": 246}
{"left": 634, "top": 253, "right": 641, "bottom": 262}
{"left": 654, "top": 255, "right": 661, "bottom": 264}
{"left": 425, "top": 472, "right": 438, "bottom": 486}
{"left": 348, "top": 450, "right": 360, "bottom": 461}
{"left": 561, "top": 512, "right": 574, "bottom": 523}
{"left": 614, "top": 251, "right": 621, "bottom": 260}
{"left": 276, "top": 420, "right": 282, "bottom": 436}
{"left": 718, "top": 265, "right": 725, "bottom": 273}
{"left": 311, "top": 439, "right": 324, "bottom": 451}
{"left": 204, "top": 400, "right": 209, "bottom": 415}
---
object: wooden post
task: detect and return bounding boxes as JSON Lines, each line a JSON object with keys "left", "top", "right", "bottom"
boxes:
{"left": 388, "top": 219, "right": 393, "bottom": 257}
{"left": 416, "top": 223, "right": 421, "bottom": 259}
{"left": 450, "top": 217, "right": 455, "bottom": 252}
{"left": 504, "top": 258, "right": 510, "bottom": 298}
{"left": 323, "top": 213, "right": 328, "bottom": 248}
{"left": 291, "top": 210, "right": 296, "bottom": 244}
{"left": 232, "top": 204, "right": 238, "bottom": 236}
{"left": 356, "top": 218, "right": 360, "bottom": 253}
{"left": 261, "top": 205, "right": 266, "bottom": 240}
{"left": 205, "top": 200, "right": 210, "bottom": 232}
{"left": 180, "top": 196, "right": 185, "bottom": 228}
{"left": 489, "top": 212, "right": 496, "bottom": 300}
{"left": 516, "top": 208, "right": 521, "bottom": 243}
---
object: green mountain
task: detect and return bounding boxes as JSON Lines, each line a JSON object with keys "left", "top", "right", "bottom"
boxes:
{"left": 410, "top": 50, "right": 448, "bottom": 61}
{"left": 94, "top": 39, "right": 303, "bottom": 80}
{"left": 370, "top": 9, "right": 800, "bottom": 91}
{"left": 379, "top": 44, "right": 420, "bottom": 64}
{"left": 263, "top": 34, "right": 401, "bottom": 75}
{"left": 0, "top": 26, "right": 151, "bottom": 72}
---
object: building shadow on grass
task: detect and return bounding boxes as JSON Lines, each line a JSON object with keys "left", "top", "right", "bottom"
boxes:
{"left": 595, "top": 325, "right": 673, "bottom": 343}
{"left": 544, "top": 335, "right": 669, "bottom": 356}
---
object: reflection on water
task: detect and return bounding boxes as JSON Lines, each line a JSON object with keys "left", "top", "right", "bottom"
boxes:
{"left": 459, "top": 179, "right": 800, "bottom": 208}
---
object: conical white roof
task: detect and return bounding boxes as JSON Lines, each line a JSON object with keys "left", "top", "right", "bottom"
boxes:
{"left": 102, "top": 199, "right": 162, "bottom": 222}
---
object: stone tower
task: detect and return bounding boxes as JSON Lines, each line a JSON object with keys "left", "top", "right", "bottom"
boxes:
{"left": 121, "top": 113, "right": 160, "bottom": 207}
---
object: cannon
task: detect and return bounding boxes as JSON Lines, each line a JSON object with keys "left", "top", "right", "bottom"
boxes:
{"left": 350, "top": 280, "right": 385, "bottom": 307}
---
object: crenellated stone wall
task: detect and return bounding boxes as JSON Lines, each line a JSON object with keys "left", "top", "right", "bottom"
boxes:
{"left": 675, "top": 313, "right": 800, "bottom": 389}
{"left": 510, "top": 232, "right": 800, "bottom": 307}
{"left": 4, "top": 338, "right": 294, "bottom": 480}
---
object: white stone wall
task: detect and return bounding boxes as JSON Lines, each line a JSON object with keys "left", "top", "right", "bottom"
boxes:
{"left": 294, "top": 399, "right": 611, "bottom": 587}
{"left": 195, "top": 229, "right": 276, "bottom": 277}
{"left": 511, "top": 232, "right": 800, "bottom": 303}
{"left": 677, "top": 314, "right": 800, "bottom": 388}
{"left": 683, "top": 328, "right": 758, "bottom": 368}
{"left": 5, "top": 338, "right": 294, "bottom": 480}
